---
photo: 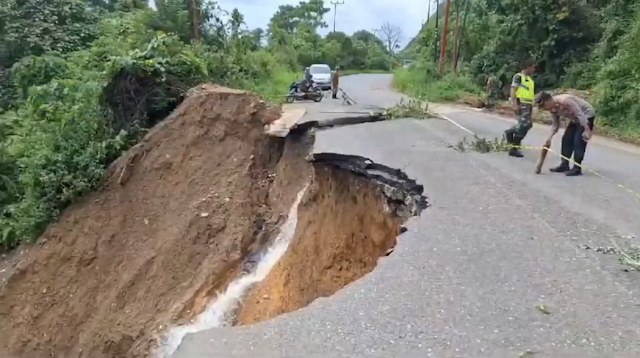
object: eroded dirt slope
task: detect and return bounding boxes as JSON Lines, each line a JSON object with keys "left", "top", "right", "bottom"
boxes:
{"left": 237, "top": 164, "right": 405, "bottom": 325}
{"left": 0, "top": 83, "right": 429, "bottom": 358}
{"left": 0, "top": 86, "right": 294, "bottom": 358}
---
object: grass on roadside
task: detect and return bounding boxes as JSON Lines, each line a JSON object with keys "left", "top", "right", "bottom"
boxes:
{"left": 243, "top": 70, "right": 299, "bottom": 104}
{"left": 341, "top": 69, "right": 390, "bottom": 76}
{"left": 393, "top": 62, "right": 482, "bottom": 103}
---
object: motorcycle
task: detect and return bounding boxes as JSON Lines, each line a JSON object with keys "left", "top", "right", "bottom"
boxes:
{"left": 286, "top": 81, "right": 323, "bottom": 103}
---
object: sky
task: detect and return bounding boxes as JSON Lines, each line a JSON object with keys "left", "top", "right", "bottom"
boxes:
{"left": 217, "top": 0, "right": 437, "bottom": 48}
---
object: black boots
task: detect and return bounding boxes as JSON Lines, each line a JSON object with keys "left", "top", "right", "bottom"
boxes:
{"left": 505, "top": 131, "right": 524, "bottom": 158}
{"left": 508, "top": 148, "right": 524, "bottom": 157}
{"left": 550, "top": 161, "right": 582, "bottom": 176}
{"left": 565, "top": 166, "right": 582, "bottom": 176}
{"left": 550, "top": 162, "right": 570, "bottom": 173}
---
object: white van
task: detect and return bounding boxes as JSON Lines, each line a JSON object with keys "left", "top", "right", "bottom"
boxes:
{"left": 309, "top": 64, "right": 332, "bottom": 91}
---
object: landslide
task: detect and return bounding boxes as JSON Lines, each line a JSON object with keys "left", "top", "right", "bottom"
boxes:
{"left": 237, "top": 164, "right": 405, "bottom": 325}
{"left": 0, "top": 85, "right": 306, "bottom": 358}
{"left": 0, "top": 82, "right": 429, "bottom": 358}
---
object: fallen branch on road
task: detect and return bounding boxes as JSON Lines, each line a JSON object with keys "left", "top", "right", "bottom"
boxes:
{"left": 454, "top": 135, "right": 509, "bottom": 153}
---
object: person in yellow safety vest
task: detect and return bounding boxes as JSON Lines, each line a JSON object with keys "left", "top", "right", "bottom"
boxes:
{"left": 504, "top": 58, "right": 536, "bottom": 158}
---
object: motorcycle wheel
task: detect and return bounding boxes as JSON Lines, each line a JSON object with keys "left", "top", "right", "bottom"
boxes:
{"left": 312, "top": 90, "right": 323, "bottom": 102}
{"left": 285, "top": 95, "right": 296, "bottom": 103}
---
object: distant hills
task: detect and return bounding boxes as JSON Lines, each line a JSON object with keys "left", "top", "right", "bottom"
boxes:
{"left": 401, "top": 1, "right": 445, "bottom": 57}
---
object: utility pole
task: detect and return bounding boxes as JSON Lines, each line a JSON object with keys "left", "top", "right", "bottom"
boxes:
{"left": 439, "top": 0, "right": 452, "bottom": 74}
{"left": 426, "top": 0, "right": 431, "bottom": 27}
{"left": 433, "top": 0, "right": 440, "bottom": 63}
{"left": 452, "top": 0, "right": 461, "bottom": 71}
{"left": 454, "top": 0, "right": 470, "bottom": 70}
{"left": 331, "top": 0, "right": 345, "bottom": 33}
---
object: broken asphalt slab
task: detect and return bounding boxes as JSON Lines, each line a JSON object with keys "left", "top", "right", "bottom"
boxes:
{"left": 173, "top": 74, "right": 640, "bottom": 358}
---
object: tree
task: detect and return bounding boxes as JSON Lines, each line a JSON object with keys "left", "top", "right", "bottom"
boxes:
{"left": 594, "top": 4, "right": 640, "bottom": 133}
{"left": 87, "top": 0, "right": 119, "bottom": 10}
{"left": 0, "top": 0, "right": 101, "bottom": 68}
{"left": 247, "top": 28, "right": 264, "bottom": 50}
{"left": 268, "top": 0, "right": 330, "bottom": 35}
{"left": 151, "top": 0, "right": 193, "bottom": 43}
{"left": 465, "top": 0, "right": 601, "bottom": 87}
{"left": 378, "top": 22, "right": 403, "bottom": 55}
{"left": 117, "top": 0, "right": 148, "bottom": 11}
{"left": 188, "top": 0, "right": 202, "bottom": 40}
{"left": 352, "top": 30, "right": 385, "bottom": 48}
{"left": 325, "top": 31, "right": 353, "bottom": 66}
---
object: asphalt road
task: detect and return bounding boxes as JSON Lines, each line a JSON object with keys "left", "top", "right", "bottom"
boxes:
{"left": 173, "top": 74, "right": 640, "bottom": 358}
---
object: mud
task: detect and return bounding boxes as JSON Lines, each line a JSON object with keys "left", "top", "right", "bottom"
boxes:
{"left": 236, "top": 162, "right": 412, "bottom": 325}
{"left": 0, "top": 86, "right": 296, "bottom": 358}
{"left": 0, "top": 84, "right": 427, "bottom": 358}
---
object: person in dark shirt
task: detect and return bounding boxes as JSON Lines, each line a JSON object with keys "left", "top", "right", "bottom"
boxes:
{"left": 536, "top": 92, "right": 596, "bottom": 176}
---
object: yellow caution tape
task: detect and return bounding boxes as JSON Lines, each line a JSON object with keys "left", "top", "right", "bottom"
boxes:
{"left": 508, "top": 142, "right": 640, "bottom": 264}
{"left": 439, "top": 110, "right": 639, "bottom": 264}
{"left": 437, "top": 111, "right": 640, "bottom": 204}
{"left": 511, "top": 143, "right": 640, "bottom": 203}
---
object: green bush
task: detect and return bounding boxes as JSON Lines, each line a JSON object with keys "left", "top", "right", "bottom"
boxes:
{"left": 0, "top": 0, "right": 101, "bottom": 67}
{"left": 1, "top": 79, "right": 126, "bottom": 247}
{"left": 594, "top": 5, "right": 640, "bottom": 139}
{"left": 562, "top": 57, "right": 602, "bottom": 90}
{"left": 0, "top": 2, "right": 403, "bottom": 248}
{"left": 394, "top": 61, "right": 481, "bottom": 102}
{"left": 10, "top": 55, "right": 70, "bottom": 100}
{"left": 102, "top": 33, "right": 211, "bottom": 136}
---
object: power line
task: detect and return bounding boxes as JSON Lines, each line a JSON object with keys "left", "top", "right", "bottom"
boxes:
{"left": 331, "top": 1, "right": 345, "bottom": 33}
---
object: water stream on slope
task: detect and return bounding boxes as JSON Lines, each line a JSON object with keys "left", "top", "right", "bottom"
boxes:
{"left": 155, "top": 185, "right": 309, "bottom": 358}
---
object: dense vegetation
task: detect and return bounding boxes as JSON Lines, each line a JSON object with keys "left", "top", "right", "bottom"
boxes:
{"left": 0, "top": 0, "right": 392, "bottom": 248}
{"left": 397, "top": 0, "right": 640, "bottom": 140}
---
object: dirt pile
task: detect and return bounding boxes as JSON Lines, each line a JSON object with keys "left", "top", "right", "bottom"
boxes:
{"left": 0, "top": 85, "right": 298, "bottom": 358}
{"left": 0, "top": 83, "right": 428, "bottom": 358}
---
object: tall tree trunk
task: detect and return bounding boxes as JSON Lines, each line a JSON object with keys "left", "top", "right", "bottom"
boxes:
{"left": 454, "top": 0, "right": 470, "bottom": 70}
{"left": 434, "top": 0, "right": 440, "bottom": 63}
{"left": 439, "top": 0, "right": 452, "bottom": 74}
{"left": 452, "top": 0, "right": 461, "bottom": 71}
{"left": 189, "top": 0, "right": 201, "bottom": 41}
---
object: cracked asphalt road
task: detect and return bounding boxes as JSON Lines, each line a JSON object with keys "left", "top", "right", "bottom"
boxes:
{"left": 173, "top": 74, "right": 640, "bottom": 358}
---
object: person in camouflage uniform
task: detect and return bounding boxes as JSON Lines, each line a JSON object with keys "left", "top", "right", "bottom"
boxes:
{"left": 485, "top": 75, "right": 502, "bottom": 109}
{"left": 504, "top": 59, "right": 536, "bottom": 158}
{"left": 331, "top": 66, "right": 341, "bottom": 99}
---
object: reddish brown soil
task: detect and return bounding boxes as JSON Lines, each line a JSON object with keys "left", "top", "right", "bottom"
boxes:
{"left": 0, "top": 86, "right": 303, "bottom": 358}
{"left": 237, "top": 164, "right": 403, "bottom": 325}
{"left": 0, "top": 83, "right": 408, "bottom": 357}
